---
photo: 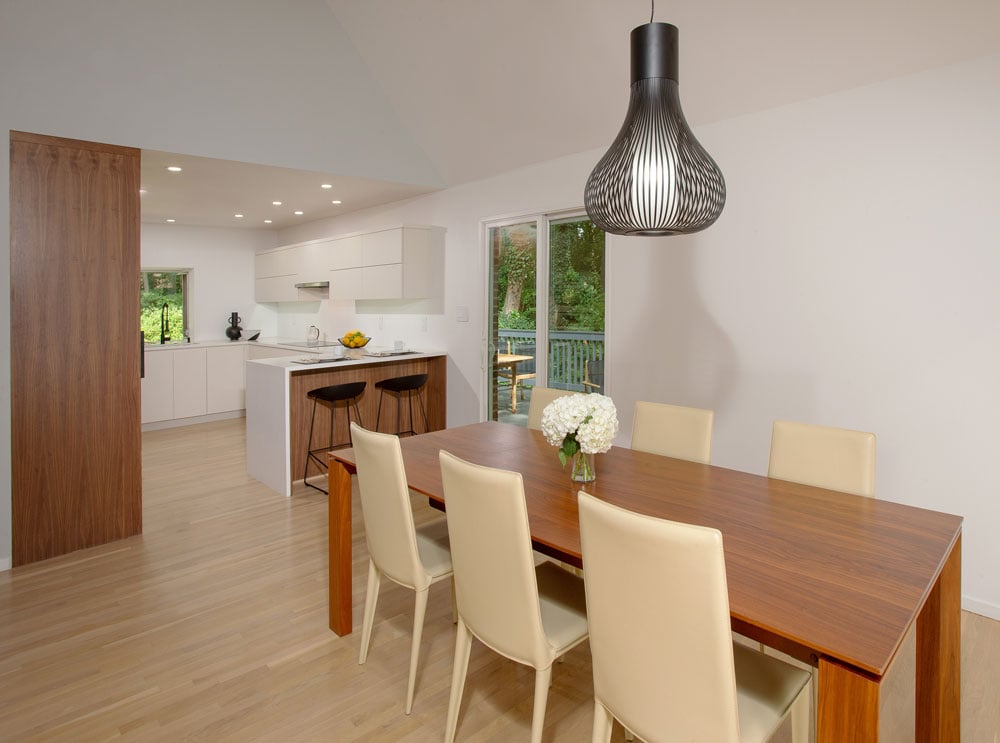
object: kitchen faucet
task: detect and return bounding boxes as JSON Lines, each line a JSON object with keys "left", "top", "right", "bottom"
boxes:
{"left": 160, "top": 302, "right": 170, "bottom": 344}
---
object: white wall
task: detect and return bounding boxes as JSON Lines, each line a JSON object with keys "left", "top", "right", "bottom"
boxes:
{"left": 0, "top": 1, "right": 995, "bottom": 618}
{"left": 273, "top": 54, "right": 1000, "bottom": 617}
{"left": 141, "top": 224, "right": 278, "bottom": 341}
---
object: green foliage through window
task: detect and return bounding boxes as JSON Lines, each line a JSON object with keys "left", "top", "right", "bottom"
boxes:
{"left": 141, "top": 271, "right": 188, "bottom": 342}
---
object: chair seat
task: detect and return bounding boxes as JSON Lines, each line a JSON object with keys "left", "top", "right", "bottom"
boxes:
{"left": 535, "top": 561, "right": 589, "bottom": 654}
{"left": 733, "top": 643, "right": 813, "bottom": 743}
{"left": 414, "top": 518, "right": 452, "bottom": 580}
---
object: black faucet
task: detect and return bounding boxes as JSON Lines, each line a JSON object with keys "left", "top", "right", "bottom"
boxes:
{"left": 160, "top": 302, "right": 170, "bottom": 344}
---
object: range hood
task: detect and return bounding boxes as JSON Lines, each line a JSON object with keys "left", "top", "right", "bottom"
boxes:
{"left": 294, "top": 281, "right": 330, "bottom": 289}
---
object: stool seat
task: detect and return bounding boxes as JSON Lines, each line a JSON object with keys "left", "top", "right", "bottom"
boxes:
{"left": 304, "top": 381, "right": 366, "bottom": 494}
{"left": 309, "top": 381, "right": 367, "bottom": 404}
{"left": 375, "top": 373, "right": 429, "bottom": 437}
{"left": 375, "top": 374, "right": 428, "bottom": 394}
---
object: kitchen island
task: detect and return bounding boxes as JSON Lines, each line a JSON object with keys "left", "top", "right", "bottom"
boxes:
{"left": 246, "top": 351, "right": 446, "bottom": 495}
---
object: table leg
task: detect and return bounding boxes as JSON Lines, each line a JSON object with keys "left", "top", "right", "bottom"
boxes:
{"left": 328, "top": 459, "right": 354, "bottom": 635}
{"left": 916, "top": 533, "right": 961, "bottom": 741}
{"left": 817, "top": 656, "right": 880, "bottom": 742}
{"left": 510, "top": 373, "right": 519, "bottom": 414}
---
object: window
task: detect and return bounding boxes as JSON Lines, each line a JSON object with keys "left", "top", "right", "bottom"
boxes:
{"left": 486, "top": 213, "right": 606, "bottom": 424}
{"left": 140, "top": 270, "right": 190, "bottom": 343}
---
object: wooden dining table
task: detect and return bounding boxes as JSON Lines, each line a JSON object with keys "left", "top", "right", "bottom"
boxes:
{"left": 327, "top": 422, "right": 962, "bottom": 742}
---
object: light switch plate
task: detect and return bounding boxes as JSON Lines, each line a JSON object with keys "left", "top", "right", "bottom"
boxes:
{"left": 456, "top": 305, "right": 469, "bottom": 323}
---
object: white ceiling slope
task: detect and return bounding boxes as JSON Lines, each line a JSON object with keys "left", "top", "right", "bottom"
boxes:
{"left": 81, "top": 0, "right": 998, "bottom": 228}
{"left": 327, "top": 0, "right": 1000, "bottom": 186}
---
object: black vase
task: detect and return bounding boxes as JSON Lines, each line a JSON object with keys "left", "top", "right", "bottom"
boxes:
{"left": 226, "top": 312, "right": 242, "bottom": 340}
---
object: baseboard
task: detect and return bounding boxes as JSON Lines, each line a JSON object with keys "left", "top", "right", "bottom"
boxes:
{"left": 0, "top": 557, "right": 11, "bottom": 572}
{"left": 141, "top": 410, "right": 245, "bottom": 432}
{"left": 963, "top": 596, "right": 1000, "bottom": 621}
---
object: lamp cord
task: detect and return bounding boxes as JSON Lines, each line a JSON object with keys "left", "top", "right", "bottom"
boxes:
{"left": 650, "top": 0, "right": 654, "bottom": 23}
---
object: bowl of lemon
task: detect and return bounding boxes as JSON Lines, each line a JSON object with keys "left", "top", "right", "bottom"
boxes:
{"left": 340, "top": 330, "right": 371, "bottom": 357}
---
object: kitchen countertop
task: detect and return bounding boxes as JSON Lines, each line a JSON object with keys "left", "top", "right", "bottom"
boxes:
{"left": 248, "top": 349, "right": 445, "bottom": 372}
{"left": 144, "top": 337, "right": 348, "bottom": 352}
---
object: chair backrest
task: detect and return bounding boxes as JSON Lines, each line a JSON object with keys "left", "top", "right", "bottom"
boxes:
{"left": 768, "top": 419, "right": 876, "bottom": 497}
{"left": 631, "top": 401, "right": 714, "bottom": 464}
{"left": 526, "top": 387, "right": 574, "bottom": 430}
{"left": 350, "top": 423, "right": 427, "bottom": 590}
{"left": 578, "top": 491, "right": 740, "bottom": 741}
{"left": 439, "top": 450, "right": 551, "bottom": 667}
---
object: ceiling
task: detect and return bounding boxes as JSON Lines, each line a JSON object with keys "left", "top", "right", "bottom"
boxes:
{"left": 140, "top": 150, "right": 437, "bottom": 230}
{"left": 143, "top": 0, "right": 1000, "bottom": 231}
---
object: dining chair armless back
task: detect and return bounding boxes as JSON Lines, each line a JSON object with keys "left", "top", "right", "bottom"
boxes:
{"left": 768, "top": 419, "right": 876, "bottom": 497}
{"left": 526, "top": 387, "right": 574, "bottom": 430}
{"left": 439, "top": 450, "right": 588, "bottom": 743}
{"left": 350, "top": 423, "right": 453, "bottom": 714}
{"left": 630, "top": 400, "right": 714, "bottom": 463}
{"left": 578, "top": 491, "right": 811, "bottom": 743}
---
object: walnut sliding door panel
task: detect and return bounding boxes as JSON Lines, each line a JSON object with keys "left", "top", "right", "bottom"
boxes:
{"left": 10, "top": 131, "right": 142, "bottom": 566}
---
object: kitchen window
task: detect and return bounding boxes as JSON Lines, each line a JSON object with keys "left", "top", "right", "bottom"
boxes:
{"left": 140, "top": 269, "right": 190, "bottom": 343}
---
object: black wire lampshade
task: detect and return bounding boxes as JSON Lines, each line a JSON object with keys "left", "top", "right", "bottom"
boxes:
{"left": 585, "top": 23, "right": 725, "bottom": 236}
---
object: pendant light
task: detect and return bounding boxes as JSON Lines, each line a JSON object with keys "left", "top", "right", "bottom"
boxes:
{"left": 585, "top": 5, "right": 725, "bottom": 236}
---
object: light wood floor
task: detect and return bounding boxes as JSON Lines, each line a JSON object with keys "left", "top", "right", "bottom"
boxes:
{"left": 0, "top": 418, "right": 997, "bottom": 742}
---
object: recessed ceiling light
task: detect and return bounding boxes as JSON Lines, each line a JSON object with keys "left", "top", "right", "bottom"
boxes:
{"left": 234, "top": 213, "right": 244, "bottom": 219}
{"left": 272, "top": 200, "right": 282, "bottom": 206}
{"left": 166, "top": 166, "right": 182, "bottom": 172}
{"left": 321, "top": 184, "right": 332, "bottom": 189}
{"left": 294, "top": 210, "right": 304, "bottom": 216}
{"left": 331, "top": 200, "right": 342, "bottom": 205}
{"left": 264, "top": 219, "right": 273, "bottom": 224}
{"left": 166, "top": 218, "right": 176, "bottom": 223}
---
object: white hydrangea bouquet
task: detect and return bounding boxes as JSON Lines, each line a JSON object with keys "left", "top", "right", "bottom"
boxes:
{"left": 540, "top": 392, "right": 619, "bottom": 482}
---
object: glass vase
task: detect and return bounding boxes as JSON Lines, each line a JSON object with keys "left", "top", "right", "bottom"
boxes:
{"left": 571, "top": 451, "right": 596, "bottom": 483}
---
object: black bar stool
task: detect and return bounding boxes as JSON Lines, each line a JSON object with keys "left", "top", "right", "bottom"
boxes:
{"left": 303, "top": 381, "right": 366, "bottom": 494}
{"left": 374, "top": 373, "right": 429, "bottom": 437}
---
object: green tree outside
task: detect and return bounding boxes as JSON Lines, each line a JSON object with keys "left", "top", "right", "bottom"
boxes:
{"left": 141, "top": 272, "right": 186, "bottom": 342}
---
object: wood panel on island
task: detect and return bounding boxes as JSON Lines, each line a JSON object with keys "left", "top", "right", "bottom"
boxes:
{"left": 288, "top": 356, "right": 447, "bottom": 482}
{"left": 245, "top": 352, "right": 447, "bottom": 496}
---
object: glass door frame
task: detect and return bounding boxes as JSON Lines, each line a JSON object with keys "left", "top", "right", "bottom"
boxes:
{"left": 481, "top": 207, "right": 599, "bottom": 422}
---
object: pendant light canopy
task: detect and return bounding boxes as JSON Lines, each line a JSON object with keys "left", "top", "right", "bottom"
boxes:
{"left": 585, "top": 22, "right": 725, "bottom": 236}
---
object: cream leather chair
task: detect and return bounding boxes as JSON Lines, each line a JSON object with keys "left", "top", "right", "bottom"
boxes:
{"left": 768, "top": 420, "right": 876, "bottom": 497}
{"left": 766, "top": 418, "right": 876, "bottom": 721}
{"left": 351, "top": 423, "right": 453, "bottom": 715}
{"left": 630, "top": 401, "right": 714, "bottom": 463}
{"left": 526, "top": 387, "right": 574, "bottom": 430}
{"left": 439, "top": 450, "right": 589, "bottom": 743}
{"left": 578, "top": 491, "right": 811, "bottom": 743}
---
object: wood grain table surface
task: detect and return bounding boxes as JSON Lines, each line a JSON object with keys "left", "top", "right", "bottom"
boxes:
{"left": 328, "top": 421, "right": 962, "bottom": 741}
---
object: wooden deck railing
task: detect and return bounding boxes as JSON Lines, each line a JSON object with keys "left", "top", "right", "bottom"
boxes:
{"left": 497, "top": 330, "right": 604, "bottom": 391}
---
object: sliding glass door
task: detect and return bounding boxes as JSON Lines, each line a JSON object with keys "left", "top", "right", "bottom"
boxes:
{"left": 486, "top": 213, "right": 605, "bottom": 425}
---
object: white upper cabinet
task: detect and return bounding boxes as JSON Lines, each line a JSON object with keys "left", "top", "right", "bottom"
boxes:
{"left": 330, "top": 226, "right": 441, "bottom": 300}
{"left": 255, "top": 226, "right": 443, "bottom": 302}
{"left": 329, "top": 235, "right": 363, "bottom": 270}
{"left": 296, "top": 238, "right": 336, "bottom": 283}
{"left": 255, "top": 246, "right": 299, "bottom": 302}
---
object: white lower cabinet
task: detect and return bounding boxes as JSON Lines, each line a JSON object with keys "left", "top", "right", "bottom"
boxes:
{"left": 207, "top": 345, "right": 246, "bottom": 413}
{"left": 142, "top": 345, "right": 248, "bottom": 424}
{"left": 141, "top": 351, "right": 174, "bottom": 424}
{"left": 173, "top": 348, "right": 208, "bottom": 418}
